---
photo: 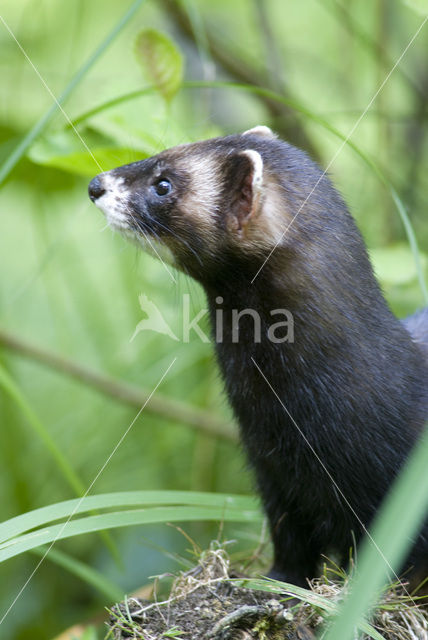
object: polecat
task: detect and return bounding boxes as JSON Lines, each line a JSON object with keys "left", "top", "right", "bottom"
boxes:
{"left": 88, "top": 126, "right": 428, "bottom": 588}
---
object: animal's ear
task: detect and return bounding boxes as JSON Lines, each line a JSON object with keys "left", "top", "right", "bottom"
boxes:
{"left": 243, "top": 125, "right": 277, "bottom": 138}
{"left": 226, "top": 149, "right": 264, "bottom": 233}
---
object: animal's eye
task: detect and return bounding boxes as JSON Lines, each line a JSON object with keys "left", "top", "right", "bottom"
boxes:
{"left": 154, "top": 180, "right": 172, "bottom": 196}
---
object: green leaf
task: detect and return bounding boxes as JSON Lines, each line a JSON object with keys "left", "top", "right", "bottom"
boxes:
{"left": 28, "top": 128, "right": 149, "bottom": 177}
{"left": 135, "top": 29, "right": 183, "bottom": 102}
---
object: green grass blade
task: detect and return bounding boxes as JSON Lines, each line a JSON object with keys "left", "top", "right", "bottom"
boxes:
{"left": 0, "top": 364, "right": 121, "bottom": 565}
{"left": 235, "top": 577, "right": 338, "bottom": 613}
{"left": 0, "top": 0, "right": 146, "bottom": 184}
{"left": 234, "top": 578, "right": 384, "bottom": 640}
{"left": 0, "top": 491, "right": 259, "bottom": 543}
{"left": 69, "top": 87, "right": 153, "bottom": 127}
{"left": 31, "top": 546, "right": 124, "bottom": 603}
{"left": 0, "top": 505, "right": 262, "bottom": 562}
{"left": 323, "top": 427, "right": 428, "bottom": 640}
{"left": 0, "top": 363, "right": 86, "bottom": 496}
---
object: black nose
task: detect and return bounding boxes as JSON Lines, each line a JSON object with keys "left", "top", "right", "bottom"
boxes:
{"left": 88, "top": 176, "right": 106, "bottom": 202}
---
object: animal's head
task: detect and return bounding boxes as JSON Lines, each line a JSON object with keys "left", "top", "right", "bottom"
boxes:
{"left": 88, "top": 126, "right": 346, "bottom": 287}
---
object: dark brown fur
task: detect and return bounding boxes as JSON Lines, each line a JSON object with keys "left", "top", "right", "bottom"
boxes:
{"left": 89, "top": 128, "right": 428, "bottom": 588}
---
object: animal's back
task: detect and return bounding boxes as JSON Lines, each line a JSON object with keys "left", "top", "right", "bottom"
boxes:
{"left": 403, "top": 307, "right": 428, "bottom": 364}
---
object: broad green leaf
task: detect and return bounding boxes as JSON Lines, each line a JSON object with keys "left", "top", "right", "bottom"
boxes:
{"left": 370, "top": 244, "right": 427, "bottom": 286}
{"left": 135, "top": 29, "right": 183, "bottom": 102}
{"left": 28, "top": 128, "right": 149, "bottom": 177}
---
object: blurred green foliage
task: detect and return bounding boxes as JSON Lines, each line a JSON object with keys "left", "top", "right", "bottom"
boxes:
{"left": 0, "top": 0, "right": 427, "bottom": 638}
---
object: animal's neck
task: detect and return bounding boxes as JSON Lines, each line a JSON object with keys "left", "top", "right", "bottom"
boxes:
{"left": 204, "top": 256, "right": 425, "bottom": 456}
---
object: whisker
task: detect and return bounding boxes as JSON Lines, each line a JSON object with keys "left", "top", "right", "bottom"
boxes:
{"left": 112, "top": 192, "right": 204, "bottom": 267}
{"left": 150, "top": 217, "right": 203, "bottom": 266}
{"left": 110, "top": 195, "right": 201, "bottom": 277}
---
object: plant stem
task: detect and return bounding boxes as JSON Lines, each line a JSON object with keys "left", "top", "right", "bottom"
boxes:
{"left": 0, "top": 328, "right": 236, "bottom": 442}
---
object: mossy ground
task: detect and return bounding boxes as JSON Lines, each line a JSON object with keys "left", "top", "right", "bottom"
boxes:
{"left": 106, "top": 545, "right": 428, "bottom": 640}
{"left": 107, "top": 546, "right": 308, "bottom": 639}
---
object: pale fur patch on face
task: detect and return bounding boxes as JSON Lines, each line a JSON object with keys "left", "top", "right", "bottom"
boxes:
{"left": 175, "top": 153, "right": 221, "bottom": 245}
{"left": 93, "top": 173, "right": 131, "bottom": 231}
{"left": 258, "top": 180, "right": 288, "bottom": 244}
